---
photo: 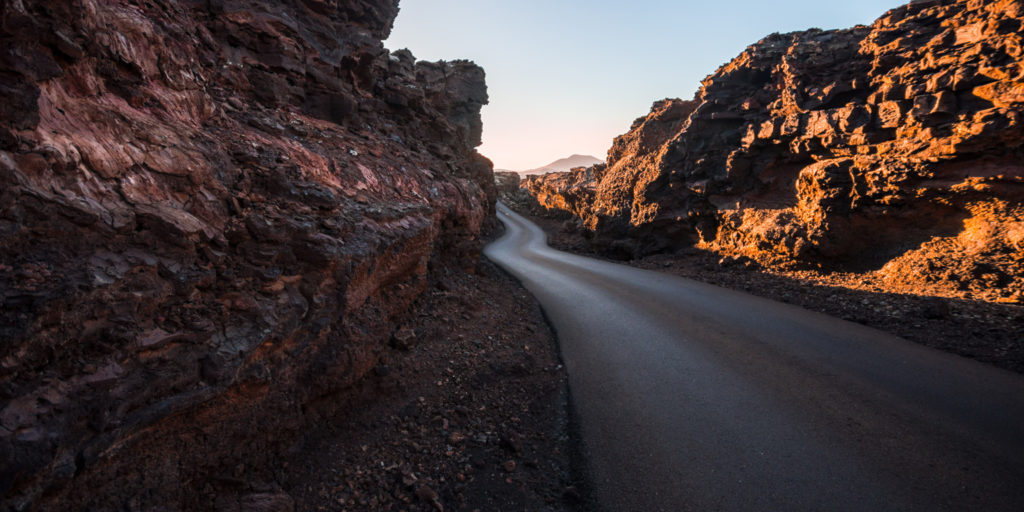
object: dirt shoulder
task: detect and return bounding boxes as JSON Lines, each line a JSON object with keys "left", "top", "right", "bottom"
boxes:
{"left": 522, "top": 211, "right": 1024, "bottom": 375}
{"left": 280, "top": 253, "right": 584, "bottom": 511}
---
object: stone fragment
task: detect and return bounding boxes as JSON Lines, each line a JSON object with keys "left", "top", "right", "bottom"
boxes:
{"left": 391, "top": 327, "right": 417, "bottom": 351}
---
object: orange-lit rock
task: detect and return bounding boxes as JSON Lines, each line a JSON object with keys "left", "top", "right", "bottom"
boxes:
{"left": 522, "top": 0, "right": 1024, "bottom": 302}
{"left": 523, "top": 164, "right": 606, "bottom": 220}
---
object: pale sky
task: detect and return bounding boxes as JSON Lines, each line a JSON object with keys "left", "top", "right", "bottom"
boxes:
{"left": 385, "top": 0, "right": 901, "bottom": 171}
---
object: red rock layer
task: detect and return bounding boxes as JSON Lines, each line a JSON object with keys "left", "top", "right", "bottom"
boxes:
{"left": 0, "top": 0, "right": 493, "bottom": 509}
{"left": 523, "top": 0, "right": 1024, "bottom": 302}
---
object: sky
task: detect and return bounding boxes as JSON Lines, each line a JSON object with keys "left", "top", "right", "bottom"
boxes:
{"left": 385, "top": 0, "right": 902, "bottom": 171}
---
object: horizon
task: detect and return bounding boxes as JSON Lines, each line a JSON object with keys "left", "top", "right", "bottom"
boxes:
{"left": 498, "top": 153, "right": 604, "bottom": 173}
{"left": 385, "top": 0, "right": 902, "bottom": 170}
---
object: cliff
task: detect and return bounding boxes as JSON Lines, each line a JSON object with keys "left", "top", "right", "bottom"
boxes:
{"left": 0, "top": 0, "right": 493, "bottom": 509}
{"left": 523, "top": 0, "right": 1024, "bottom": 302}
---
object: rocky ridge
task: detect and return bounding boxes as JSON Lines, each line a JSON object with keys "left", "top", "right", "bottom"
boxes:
{"left": 0, "top": 0, "right": 496, "bottom": 509}
{"left": 523, "top": 0, "right": 1024, "bottom": 303}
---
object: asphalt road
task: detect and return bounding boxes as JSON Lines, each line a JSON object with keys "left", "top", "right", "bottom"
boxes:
{"left": 484, "top": 202, "right": 1024, "bottom": 512}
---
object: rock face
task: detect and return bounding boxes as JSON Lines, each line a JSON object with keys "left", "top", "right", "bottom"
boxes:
{"left": 523, "top": 165, "right": 607, "bottom": 220}
{"left": 523, "top": 0, "right": 1024, "bottom": 302}
{"left": 494, "top": 170, "right": 521, "bottom": 197}
{"left": 0, "top": 0, "right": 492, "bottom": 509}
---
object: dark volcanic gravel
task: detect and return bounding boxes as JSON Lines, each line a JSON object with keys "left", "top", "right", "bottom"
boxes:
{"left": 281, "top": 256, "right": 583, "bottom": 511}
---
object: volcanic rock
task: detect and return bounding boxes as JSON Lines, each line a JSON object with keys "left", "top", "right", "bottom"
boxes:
{"left": 522, "top": 0, "right": 1024, "bottom": 302}
{"left": 0, "top": 0, "right": 493, "bottom": 509}
{"left": 494, "top": 170, "right": 521, "bottom": 197}
{"left": 523, "top": 165, "right": 607, "bottom": 221}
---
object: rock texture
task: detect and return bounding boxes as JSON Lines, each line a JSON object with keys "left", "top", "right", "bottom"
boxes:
{"left": 523, "top": 165, "right": 607, "bottom": 221}
{"left": 494, "top": 170, "right": 521, "bottom": 197}
{"left": 0, "top": 0, "right": 493, "bottom": 509}
{"left": 523, "top": 0, "right": 1024, "bottom": 302}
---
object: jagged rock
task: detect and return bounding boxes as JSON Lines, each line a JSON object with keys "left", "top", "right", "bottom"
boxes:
{"left": 521, "top": 0, "right": 1024, "bottom": 301}
{"left": 0, "top": 0, "right": 494, "bottom": 509}
{"left": 494, "top": 170, "right": 546, "bottom": 214}
{"left": 494, "top": 171, "right": 521, "bottom": 197}
{"left": 522, "top": 165, "right": 606, "bottom": 221}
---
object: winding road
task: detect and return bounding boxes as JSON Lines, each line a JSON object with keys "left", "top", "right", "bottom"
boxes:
{"left": 484, "top": 202, "right": 1024, "bottom": 512}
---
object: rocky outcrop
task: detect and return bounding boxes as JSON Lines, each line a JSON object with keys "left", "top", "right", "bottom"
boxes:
{"left": 0, "top": 0, "right": 493, "bottom": 509}
{"left": 495, "top": 170, "right": 548, "bottom": 216}
{"left": 524, "top": 0, "right": 1024, "bottom": 302}
{"left": 522, "top": 165, "right": 607, "bottom": 220}
{"left": 494, "top": 170, "right": 520, "bottom": 197}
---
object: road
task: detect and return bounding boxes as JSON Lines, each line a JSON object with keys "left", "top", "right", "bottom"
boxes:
{"left": 483, "top": 202, "right": 1024, "bottom": 512}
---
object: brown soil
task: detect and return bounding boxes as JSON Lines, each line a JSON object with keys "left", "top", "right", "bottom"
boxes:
{"left": 279, "top": 253, "right": 583, "bottom": 511}
{"left": 523, "top": 212, "right": 1024, "bottom": 375}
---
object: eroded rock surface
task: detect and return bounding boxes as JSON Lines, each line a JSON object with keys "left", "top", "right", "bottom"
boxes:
{"left": 523, "top": 0, "right": 1024, "bottom": 302}
{"left": 493, "top": 170, "right": 520, "bottom": 197}
{"left": 523, "top": 165, "right": 606, "bottom": 221}
{"left": 0, "top": 0, "right": 494, "bottom": 509}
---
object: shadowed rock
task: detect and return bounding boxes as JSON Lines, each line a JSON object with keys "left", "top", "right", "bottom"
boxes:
{"left": 0, "top": 0, "right": 494, "bottom": 509}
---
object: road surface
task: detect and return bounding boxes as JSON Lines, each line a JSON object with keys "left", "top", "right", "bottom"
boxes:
{"left": 484, "top": 202, "right": 1024, "bottom": 512}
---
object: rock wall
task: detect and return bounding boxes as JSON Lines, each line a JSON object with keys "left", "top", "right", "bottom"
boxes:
{"left": 522, "top": 165, "right": 606, "bottom": 220}
{"left": 0, "top": 0, "right": 493, "bottom": 509}
{"left": 524, "top": 0, "right": 1024, "bottom": 302}
{"left": 493, "top": 170, "right": 520, "bottom": 197}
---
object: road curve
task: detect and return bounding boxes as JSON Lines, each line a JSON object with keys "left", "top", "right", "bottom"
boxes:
{"left": 484, "top": 202, "right": 1024, "bottom": 512}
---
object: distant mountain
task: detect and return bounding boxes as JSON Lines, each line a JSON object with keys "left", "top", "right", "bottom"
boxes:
{"left": 517, "top": 154, "right": 603, "bottom": 175}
